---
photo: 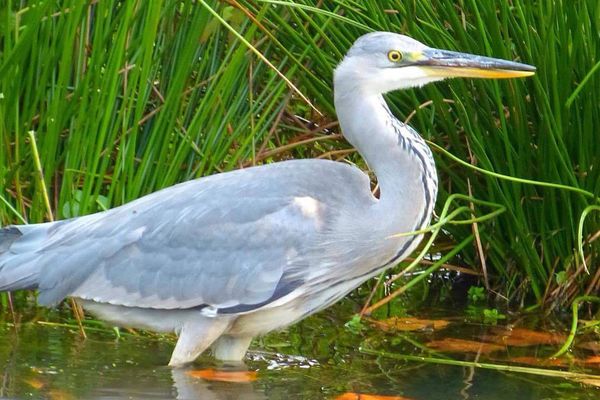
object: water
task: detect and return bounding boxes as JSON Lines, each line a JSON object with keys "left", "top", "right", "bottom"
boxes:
{"left": 0, "top": 304, "right": 598, "bottom": 399}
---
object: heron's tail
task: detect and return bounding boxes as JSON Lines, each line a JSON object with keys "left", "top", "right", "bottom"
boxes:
{"left": 0, "top": 225, "right": 45, "bottom": 291}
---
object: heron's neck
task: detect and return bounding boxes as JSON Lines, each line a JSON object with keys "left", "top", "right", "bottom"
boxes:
{"left": 334, "top": 90, "right": 438, "bottom": 233}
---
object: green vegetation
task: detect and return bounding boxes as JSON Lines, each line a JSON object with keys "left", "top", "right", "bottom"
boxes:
{"left": 1, "top": 1, "right": 598, "bottom": 310}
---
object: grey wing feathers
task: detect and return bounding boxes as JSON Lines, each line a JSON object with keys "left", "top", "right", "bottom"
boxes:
{"left": 65, "top": 196, "right": 311, "bottom": 310}
{"left": 0, "top": 226, "right": 22, "bottom": 253}
{"left": 0, "top": 225, "right": 47, "bottom": 291}
{"left": 0, "top": 160, "right": 372, "bottom": 312}
{"left": 14, "top": 160, "right": 368, "bottom": 312}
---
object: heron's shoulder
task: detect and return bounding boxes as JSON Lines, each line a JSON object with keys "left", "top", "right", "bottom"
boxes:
{"left": 162, "top": 159, "right": 370, "bottom": 198}
{"left": 212, "top": 158, "right": 365, "bottom": 178}
{"left": 243, "top": 159, "right": 368, "bottom": 183}
{"left": 94, "top": 159, "right": 373, "bottom": 229}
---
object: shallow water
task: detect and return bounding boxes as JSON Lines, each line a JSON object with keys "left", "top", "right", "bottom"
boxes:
{"left": 0, "top": 304, "right": 598, "bottom": 399}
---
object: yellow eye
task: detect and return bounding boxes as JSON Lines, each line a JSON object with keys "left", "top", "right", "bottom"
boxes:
{"left": 387, "top": 50, "right": 403, "bottom": 62}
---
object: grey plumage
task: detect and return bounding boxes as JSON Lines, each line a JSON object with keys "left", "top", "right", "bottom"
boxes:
{"left": 2, "top": 160, "right": 372, "bottom": 309}
{"left": 0, "top": 32, "right": 534, "bottom": 366}
{"left": 0, "top": 225, "right": 42, "bottom": 291}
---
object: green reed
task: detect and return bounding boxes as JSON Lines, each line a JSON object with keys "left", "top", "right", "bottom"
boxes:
{"left": 1, "top": 0, "right": 598, "bottom": 310}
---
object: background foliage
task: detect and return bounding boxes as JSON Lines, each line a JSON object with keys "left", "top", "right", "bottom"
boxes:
{"left": 1, "top": 0, "right": 598, "bottom": 309}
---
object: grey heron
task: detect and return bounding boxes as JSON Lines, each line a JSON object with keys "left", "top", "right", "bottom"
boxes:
{"left": 0, "top": 32, "right": 535, "bottom": 366}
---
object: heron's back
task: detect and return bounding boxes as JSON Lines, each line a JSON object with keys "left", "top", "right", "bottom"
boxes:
{"left": 0, "top": 159, "right": 377, "bottom": 312}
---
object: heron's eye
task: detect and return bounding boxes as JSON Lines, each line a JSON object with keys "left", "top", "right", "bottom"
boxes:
{"left": 387, "top": 50, "right": 403, "bottom": 63}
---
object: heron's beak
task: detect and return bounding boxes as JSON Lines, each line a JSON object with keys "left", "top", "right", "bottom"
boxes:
{"left": 416, "top": 48, "right": 536, "bottom": 79}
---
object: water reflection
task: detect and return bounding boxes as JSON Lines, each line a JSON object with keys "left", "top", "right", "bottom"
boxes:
{"left": 172, "top": 366, "right": 265, "bottom": 400}
{"left": 0, "top": 307, "right": 598, "bottom": 399}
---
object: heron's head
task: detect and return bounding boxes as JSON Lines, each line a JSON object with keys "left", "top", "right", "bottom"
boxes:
{"left": 334, "top": 32, "right": 535, "bottom": 96}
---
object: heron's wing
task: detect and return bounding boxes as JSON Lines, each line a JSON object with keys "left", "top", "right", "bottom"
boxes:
{"left": 33, "top": 163, "right": 351, "bottom": 311}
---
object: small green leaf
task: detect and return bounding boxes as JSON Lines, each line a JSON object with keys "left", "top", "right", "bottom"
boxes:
{"left": 483, "top": 308, "right": 506, "bottom": 324}
{"left": 468, "top": 286, "right": 486, "bottom": 304}
{"left": 555, "top": 271, "right": 567, "bottom": 285}
{"left": 344, "top": 314, "right": 365, "bottom": 334}
{"left": 96, "top": 195, "right": 109, "bottom": 211}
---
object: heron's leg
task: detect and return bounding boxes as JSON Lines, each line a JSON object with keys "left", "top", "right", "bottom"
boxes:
{"left": 169, "top": 317, "right": 231, "bottom": 367}
{"left": 211, "top": 335, "right": 253, "bottom": 361}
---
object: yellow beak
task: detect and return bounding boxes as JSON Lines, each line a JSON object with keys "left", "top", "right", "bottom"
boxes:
{"left": 416, "top": 48, "right": 536, "bottom": 79}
